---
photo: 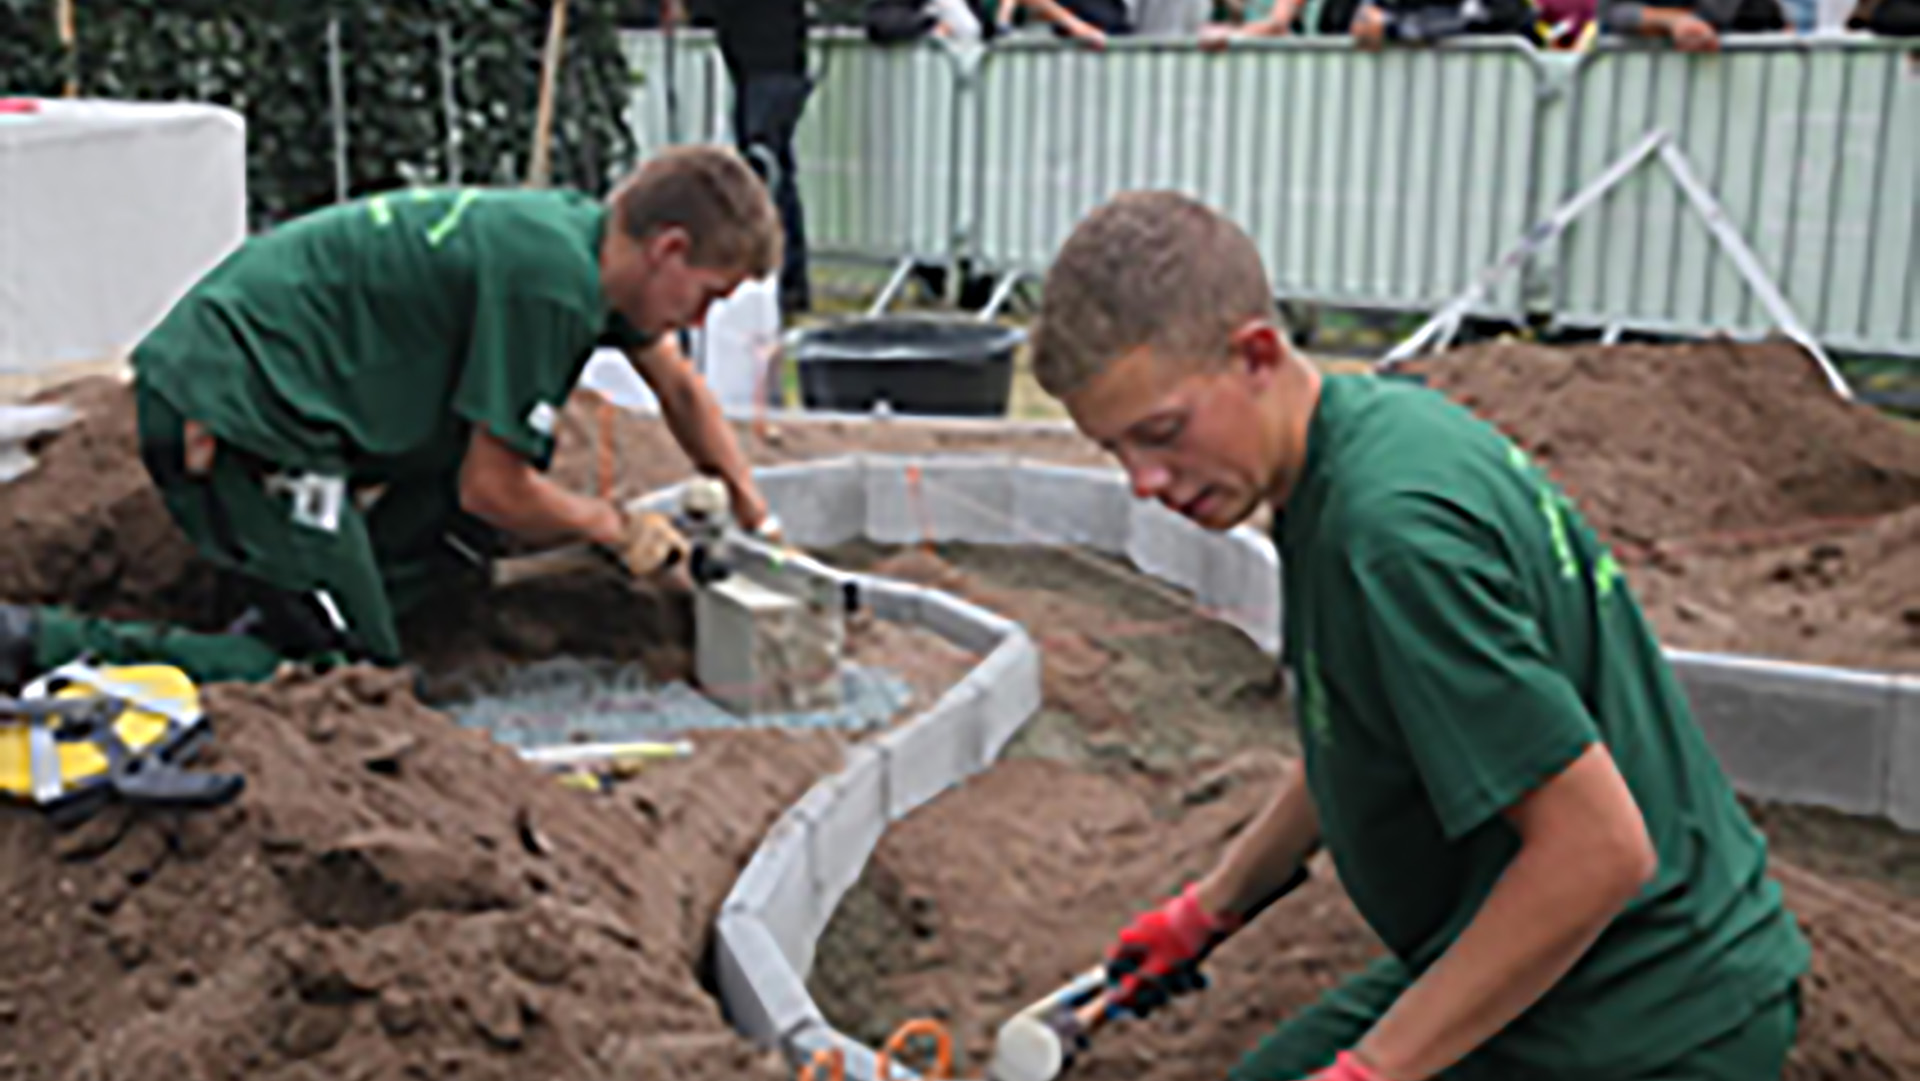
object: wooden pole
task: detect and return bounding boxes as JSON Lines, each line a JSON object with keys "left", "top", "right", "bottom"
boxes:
{"left": 56, "top": 0, "right": 77, "bottom": 98}
{"left": 527, "top": 0, "right": 571, "bottom": 187}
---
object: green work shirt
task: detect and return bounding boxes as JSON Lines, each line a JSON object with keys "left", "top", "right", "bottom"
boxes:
{"left": 133, "top": 187, "right": 654, "bottom": 483}
{"left": 1274, "top": 374, "right": 1809, "bottom": 1079}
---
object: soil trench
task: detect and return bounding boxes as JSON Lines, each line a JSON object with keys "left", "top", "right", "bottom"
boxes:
{"left": 809, "top": 545, "right": 1920, "bottom": 1081}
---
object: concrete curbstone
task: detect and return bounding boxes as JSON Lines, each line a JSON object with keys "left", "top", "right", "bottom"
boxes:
{"left": 1201, "top": 528, "right": 1283, "bottom": 657}
{"left": 1889, "top": 677, "right": 1920, "bottom": 831}
{"left": 1127, "top": 499, "right": 1208, "bottom": 600}
{"left": 1668, "top": 651, "right": 1897, "bottom": 817}
{"left": 808, "top": 746, "right": 890, "bottom": 908}
{"left": 918, "top": 459, "right": 1020, "bottom": 544}
{"left": 974, "top": 633, "right": 1045, "bottom": 761}
{"left": 863, "top": 454, "right": 925, "bottom": 544}
{"left": 787, "top": 1022, "right": 919, "bottom": 1081}
{"left": 859, "top": 580, "right": 931, "bottom": 625}
{"left": 876, "top": 691, "right": 986, "bottom": 820}
{"left": 756, "top": 459, "right": 867, "bottom": 548}
{"left": 714, "top": 911, "right": 826, "bottom": 1049}
{"left": 913, "top": 588, "right": 1016, "bottom": 655}
{"left": 724, "top": 806, "right": 826, "bottom": 976}
{"left": 1010, "top": 463, "right": 1131, "bottom": 553}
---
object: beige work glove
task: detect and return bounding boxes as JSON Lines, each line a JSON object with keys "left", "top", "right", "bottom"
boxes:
{"left": 611, "top": 510, "right": 691, "bottom": 577}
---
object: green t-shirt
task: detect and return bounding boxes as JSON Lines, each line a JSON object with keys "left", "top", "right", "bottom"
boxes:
{"left": 133, "top": 187, "right": 653, "bottom": 483}
{"left": 1275, "top": 374, "right": 1808, "bottom": 1078}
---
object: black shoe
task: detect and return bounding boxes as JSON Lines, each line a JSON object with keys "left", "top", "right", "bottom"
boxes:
{"left": 0, "top": 604, "right": 39, "bottom": 693}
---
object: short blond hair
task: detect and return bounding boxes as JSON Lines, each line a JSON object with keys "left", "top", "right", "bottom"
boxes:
{"left": 1033, "top": 191, "right": 1278, "bottom": 398}
{"left": 612, "top": 145, "right": 782, "bottom": 277}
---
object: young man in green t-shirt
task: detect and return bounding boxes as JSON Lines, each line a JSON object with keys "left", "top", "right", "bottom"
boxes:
{"left": 1031, "top": 191, "right": 1809, "bottom": 1080}
{"left": 0, "top": 145, "right": 782, "bottom": 687}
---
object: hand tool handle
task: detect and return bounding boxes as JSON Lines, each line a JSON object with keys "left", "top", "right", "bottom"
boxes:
{"left": 1078, "top": 862, "right": 1313, "bottom": 1033}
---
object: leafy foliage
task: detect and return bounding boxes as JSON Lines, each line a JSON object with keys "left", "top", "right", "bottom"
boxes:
{"left": 0, "top": 0, "right": 636, "bottom": 227}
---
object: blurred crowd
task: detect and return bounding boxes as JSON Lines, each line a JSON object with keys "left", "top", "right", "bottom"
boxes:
{"left": 859, "top": 0, "right": 1918, "bottom": 51}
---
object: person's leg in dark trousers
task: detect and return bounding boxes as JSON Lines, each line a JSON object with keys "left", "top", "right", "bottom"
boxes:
{"left": 732, "top": 70, "right": 814, "bottom": 314}
{"left": 0, "top": 380, "right": 409, "bottom": 689}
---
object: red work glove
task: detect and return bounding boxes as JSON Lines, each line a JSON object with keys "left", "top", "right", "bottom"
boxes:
{"left": 1103, "top": 882, "right": 1242, "bottom": 1017}
{"left": 1308, "top": 1052, "right": 1390, "bottom": 1081}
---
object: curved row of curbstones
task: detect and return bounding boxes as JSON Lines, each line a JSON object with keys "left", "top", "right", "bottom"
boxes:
{"left": 632, "top": 454, "right": 1920, "bottom": 1081}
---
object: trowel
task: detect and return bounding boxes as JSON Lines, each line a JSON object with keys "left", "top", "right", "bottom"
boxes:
{"left": 985, "top": 868, "right": 1308, "bottom": 1081}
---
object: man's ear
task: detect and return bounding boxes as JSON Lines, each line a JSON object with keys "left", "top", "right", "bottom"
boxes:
{"left": 1230, "top": 320, "right": 1288, "bottom": 385}
{"left": 646, "top": 226, "right": 693, "bottom": 264}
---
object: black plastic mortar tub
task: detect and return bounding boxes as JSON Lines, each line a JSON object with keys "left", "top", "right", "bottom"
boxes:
{"left": 793, "top": 316, "right": 1024, "bottom": 417}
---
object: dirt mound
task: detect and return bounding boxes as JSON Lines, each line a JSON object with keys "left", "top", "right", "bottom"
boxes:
{"left": 1417, "top": 340, "right": 1920, "bottom": 550}
{"left": 0, "top": 377, "right": 220, "bottom": 626}
{"left": 0, "top": 666, "right": 840, "bottom": 1081}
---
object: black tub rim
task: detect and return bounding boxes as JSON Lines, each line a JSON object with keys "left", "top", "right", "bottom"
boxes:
{"left": 790, "top": 314, "right": 1028, "bottom": 366}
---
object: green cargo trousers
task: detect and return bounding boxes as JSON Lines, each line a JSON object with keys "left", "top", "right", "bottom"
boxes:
{"left": 30, "top": 380, "right": 493, "bottom": 685}
{"left": 1228, "top": 957, "right": 1800, "bottom": 1081}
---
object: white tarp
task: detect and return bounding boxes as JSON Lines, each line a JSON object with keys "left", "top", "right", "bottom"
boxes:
{"left": 0, "top": 98, "right": 247, "bottom": 373}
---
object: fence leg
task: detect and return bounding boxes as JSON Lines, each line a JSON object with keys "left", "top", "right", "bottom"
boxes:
{"left": 1379, "top": 130, "right": 1669, "bottom": 370}
{"left": 327, "top": 16, "right": 349, "bottom": 203}
{"left": 438, "top": 22, "right": 462, "bottom": 184}
{"left": 977, "top": 272, "right": 1024, "bottom": 323}
{"left": 1656, "top": 142, "right": 1849, "bottom": 401}
{"left": 869, "top": 258, "right": 919, "bottom": 317}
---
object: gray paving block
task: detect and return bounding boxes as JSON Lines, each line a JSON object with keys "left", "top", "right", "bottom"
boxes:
{"left": 917, "top": 459, "right": 1019, "bottom": 544}
{"left": 913, "top": 589, "right": 1016, "bottom": 655}
{"left": 1889, "top": 677, "right": 1920, "bottom": 831}
{"left": 863, "top": 454, "right": 931, "bottom": 544}
{"left": 1010, "top": 464, "right": 1131, "bottom": 553}
{"left": 713, "top": 911, "right": 824, "bottom": 1048}
{"left": 1668, "top": 652, "right": 1897, "bottom": 817}
{"left": 723, "top": 808, "right": 824, "bottom": 976}
{"left": 877, "top": 694, "right": 987, "bottom": 819}
{"left": 859, "top": 580, "right": 930, "bottom": 625}
{"left": 807, "top": 746, "right": 889, "bottom": 908}
{"left": 1127, "top": 499, "right": 1208, "bottom": 599}
{"left": 788, "top": 1023, "right": 916, "bottom": 1081}
{"left": 1201, "top": 528, "right": 1283, "bottom": 656}
{"left": 756, "top": 459, "right": 866, "bottom": 547}
{"left": 970, "top": 634, "right": 1045, "bottom": 760}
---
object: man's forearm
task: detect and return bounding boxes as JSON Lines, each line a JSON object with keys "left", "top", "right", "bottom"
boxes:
{"left": 640, "top": 344, "right": 762, "bottom": 513}
{"left": 1197, "top": 758, "right": 1321, "bottom": 919}
{"left": 468, "top": 469, "right": 621, "bottom": 548}
{"left": 1244, "top": 0, "right": 1302, "bottom": 34}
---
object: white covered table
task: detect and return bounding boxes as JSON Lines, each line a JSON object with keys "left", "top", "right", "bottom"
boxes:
{"left": 0, "top": 98, "right": 246, "bottom": 374}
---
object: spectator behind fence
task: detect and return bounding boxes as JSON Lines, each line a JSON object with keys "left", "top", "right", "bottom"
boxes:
{"left": 709, "top": 0, "right": 814, "bottom": 314}
{"left": 1848, "top": 0, "right": 1920, "bottom": 31}
{"left": 1202, "top": 0, "right": 1540, "bottom": 47}
{"left": 1599, "top": 0, "right": 1783, "bottom": 50}
{"left": 998, "top": 0, "right": 1208, "bottom": 48}
{"left": 865, "top": 0, "right": 989, "bottom": 42}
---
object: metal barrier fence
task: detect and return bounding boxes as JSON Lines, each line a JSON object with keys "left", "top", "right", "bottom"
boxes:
{"left": 622, "top": 31, "right": 1920, "bottom": 359}
{"left": 798, "top": 36, "right": 971, "bottom": 267}
{"left": 1554, "top": 38, "right": 1920, "bottom": 358}
{"left": 972, "top": 38, "right": 1545, "bottom": 318}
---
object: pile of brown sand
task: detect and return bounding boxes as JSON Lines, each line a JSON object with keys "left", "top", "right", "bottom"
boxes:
{"left": 1416, "top": 340, "right": 1920, "bottom": 549}
{"left": 0, "top": 666, "right": 841, "bottom": 1081}
{"left": 1415, "top": 341, "right": 1920, "bottom": 672}
{"left": 808, "top": 546, "right": 1920, "bottom": 1081}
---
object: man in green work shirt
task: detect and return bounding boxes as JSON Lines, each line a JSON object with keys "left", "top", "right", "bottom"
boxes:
{"left": 1031, "top": 191, "right": 1809, "bottom": 1080}
{"left": 0, "top": 145, "right": 783, "bottom": 688}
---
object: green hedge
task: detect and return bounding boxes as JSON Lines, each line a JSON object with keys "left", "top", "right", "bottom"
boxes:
{"left": 0, "top": 0, "right": 637, "bottom": 228}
